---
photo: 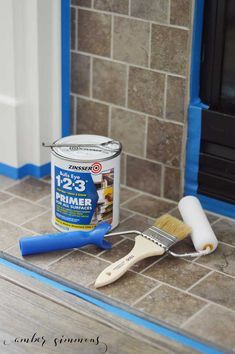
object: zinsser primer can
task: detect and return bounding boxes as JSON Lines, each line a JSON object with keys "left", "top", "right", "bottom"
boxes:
{"left": 51, "top": 134, "right": 122, "bottom": 232}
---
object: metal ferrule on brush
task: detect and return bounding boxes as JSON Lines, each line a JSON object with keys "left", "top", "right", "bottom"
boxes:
{"left": 142, "top": 226, "right": 178, "bottom": 250}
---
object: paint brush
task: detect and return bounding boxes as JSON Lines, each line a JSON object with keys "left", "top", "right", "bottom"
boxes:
{"left": 94, "top": 214, "right": 191, "bottom": 288}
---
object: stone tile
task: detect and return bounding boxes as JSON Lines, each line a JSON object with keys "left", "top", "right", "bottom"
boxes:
{"left": 0, "top": 191, "right": 12, "bottom": 204}
{"left": 0, "top": 175, "right": 18, "bottom": 190}
{"left": 90, "top": 271, "right": 157, "bottom": 305}
{"left": 48, "top": 250, "right": 109, "bottom": 285}
{"left": 170, "top": 0, "right": 192, "bottom": 28}
{"left": 94, "top": 0, "right": 129, "bottom": 14}
{"left": 135, "top": 285, "right": 206, "bottom": 326}
{"left": 123, "top": 195, "right": 176, "bottom": 218}
{"left": 100, "top": 238, "right": 134, "bottom": 262}
{"left": 147, "top": 118, "right": 183, "bottom": 167}
{"left": 71, "top": 53, "right": 90, "bottom": 96}
{"left": 169, "top": 236, "right": 197, "bottom": 260}
{"left": 183, "top": 304, "right": 235, "bottom": 350}
{"left": 110, "top": 108, "right": 146, "bottom": 157}
{"left": 76, "top": 97, "right": 109, "bottom": 135}
{"left": 164, "top": 166, "right": 181, "bottom": 201}
{"left": 70, "top": 95, "right": 76, "bottom": 132}
{"left": 77, "top": 10, "right": 111, "bottom": 56}
{"left": 6, "top": 177, "right": 51, "bottom": 202}
{"left": 71, "top": 0, "right": 91, "bottom": 6}
{"left": 93, "top": 58, "right": 127, "bottom": 105}
{"left": 82, "top": 234, "right": 123, "bottom": 256}
{"left": 113, "top": 17, "right": 150, "bottom": 66}
{"left": 42, "top": 175, "right": 51, "bottom": 183}
{"left": 71, "top": 6, "right": 76, "bottom": 50}
{"left": 131, "top": 0, "right": 169, "bottom": 23}
{"left": 205, "top": 212, "right": 220, "bottom": 224}
{"left": 166, "top": 76, "right": 186, "bottom": 123}
{"left": 126, "top": 156, "right": 162, "bottom": 196}
{"left": 120, "top": 187, "right": 139, "bottom": 205}
{"left": 6, "top": 244, "right": 71, "bottom": 269}
{"left": 212, "top": 218, "right": 235, "bottom": 246}
{"left": 195, "top": 243, "right": 235, "bottom": 277}
{"left": 113, "top": 213, "right": 155, "bottom": 234}
{"left": 22, "top": 211, "right": 57, "bottom": 235}
{"left": 37, "top": 195, "right": 51, "bottom": 209}
{"left": 119, "top": 208, "right": 134, "bottom": 222}
{"left": 0, "top": 220, "right": 33, "bottom": 250}
{"left": 143, "top": 256, "right": 210, "bottom": 290}
{"left": 190, "top": 272, "right": 235, "bottom": 310}
{"left": 151, "top": 25, "right": 189, "bottom": 75}
{"left": 120, "top": 153, "right": 126, "bottom": 184}
{"left": 170, "top": 208, "right": 220, "bottom": 226}
{"left": 128, "top": 67, "right": 165, "bottom": 116}
{"left": 0, "top": 198, "right": 46, "bottom": 225}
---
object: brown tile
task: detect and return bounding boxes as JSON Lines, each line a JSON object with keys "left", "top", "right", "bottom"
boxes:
{"left": 151, "top": 25, "right": 189, "bottom": 75}
{"left": 71, "top": 6, "right": 76, "bottom": 50}
{"left": 90, "top": 271, "right": 157, "bottom": 305}
{"left": 0, "top": 176, "right": 17, "bottom": 190}
{"left": 100, "top": 238, "right": 134, "bottom": 262}
{"left": 123, "top": 195, "right": 176, "bottom": 218}
{"left": 94, "top": 0, "right": 128, "bottom": 14}
{"left": 76, "top": 97, "right": 109, "bottom": 135}
{"left": 128, "top": 67, "right": 165, "bottom": 116}
{"left": 6, "top": 177, "right": 51, "bottom": 202}
{"left": 190, "top": 272, "right": 235, "bottom": 310}
{"left": 135, "top": 285, "right": 206, "bottom": 326}
{"left": 195, "top": 243, "right": 235, "bottom": 277}
{"left": 0, "top": 191, "right": 12, "bottom": 203}
{"left": 131, "top": 0, "right": 169, "bottom": 23}
{"left": 120, "top": 152, "right": 126, "bottom": 184}
{"left": 212, "top": 218, "right": 235, "bottom": 246}
{"left": 126, "top": 156, "right": 162, "bottom": 196}
{"left": 71, "top": 53, "right": 90, "bottom": 96}
{"left": 77, "top": 10, "right": 111, "bottom": 56}
{"left": 169, "top": 236, "right": 197, "bottom": 260}
{"left": 70, "top": 95, "right": 76, "bottom": 132}
{"left": 119, "top": 208, "right": 134, "bottom": 222}
{"left": 71, "top": 0, "right": 91, "bottom": 6}
{"left": 22, "top": 211, "right": 57, "bottom": 234}
{"left": 81, "top": 234, "right": 123, "bottom": 255}
{"left": 183, "top": 304, "right": 235, "bottom": 350}
{"left": 114, "top": 213, "right": 155, "bottom": 234}
{"left": 170, "top": 0, "right": 192, "bottom": 28}
{"left": 0, "top": 198, "right": 46, "bottom": 225}
{"left": 205, "top": 212, "right": 220, "bottom": 224}
{"left": 37, "top": 195, "right": 51, "bottom": 209}
{"left": 42, "top": 175, "right": 51, "bottom": 183}
{"left": 6, "top": 244, "right": 71, "bottom": 269}
{"left": 120, "top": 187, "right": 139, "bottom": 205}
{"left": 48, "top": 250, "right": 109, "bottom": 285}
{"left": 164, "top": 166, "right": 181, "bottom": 201}
{"left": 93, "top": 58, "right": 127, "bottom": 105}
{"left": 110, "top": 108, "right": 146, "bottom": 157}
{"left": 0, "top": 220, "right": 33, "bottom": 250}
{"left": 113, "top": 17, "right": 150, "bottom": 66}
{"left": 147, "top": 118, "right": 183, "bottom": 167}
{"left": 166, "top": 76, "right": 186, "bottom": 123}
{"left": 143, "top": 256, "right": 210, "bottom": 290}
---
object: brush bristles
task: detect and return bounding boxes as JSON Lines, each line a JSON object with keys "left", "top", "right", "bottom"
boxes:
{"left": 154, "top": 214, "right": 191, "bottom": 240}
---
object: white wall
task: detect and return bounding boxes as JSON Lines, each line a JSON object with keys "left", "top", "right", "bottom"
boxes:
{"left": 0, "top": 0, "right": 61, "bottom": 168}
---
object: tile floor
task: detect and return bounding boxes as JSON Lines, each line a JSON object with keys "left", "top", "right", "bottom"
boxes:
{"left": 0, "top": 175, "right": 235, "bottom": 351}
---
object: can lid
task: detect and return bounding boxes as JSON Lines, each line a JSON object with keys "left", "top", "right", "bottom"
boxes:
{"left": 52, "top": 134, "right": 122, "bottom": 162}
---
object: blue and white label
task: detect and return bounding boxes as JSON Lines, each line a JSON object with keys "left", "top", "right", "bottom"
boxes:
{"left": 54, "top": 166, "right": 98, "bottom": 228}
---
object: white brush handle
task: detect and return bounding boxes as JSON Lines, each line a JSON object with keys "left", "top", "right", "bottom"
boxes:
{"left": 94, "top": 235, "right": 165, "bottom": 288}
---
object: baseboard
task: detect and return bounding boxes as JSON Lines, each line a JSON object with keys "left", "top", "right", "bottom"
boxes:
{"left": 0, "top": 162, "right": 50, "bottom": 180}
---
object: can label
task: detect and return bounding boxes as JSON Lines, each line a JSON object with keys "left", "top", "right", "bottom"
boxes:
{"left": 54, "top": 165, "right": 114, "bottom": 230}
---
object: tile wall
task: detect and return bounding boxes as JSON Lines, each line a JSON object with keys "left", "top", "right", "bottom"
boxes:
{"left": 70, "top": 0, "right": 193, "bottom": 202}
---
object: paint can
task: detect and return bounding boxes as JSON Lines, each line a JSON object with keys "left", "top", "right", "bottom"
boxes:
{"left": 51, "top": 134, "right": 122, "bottom": 232}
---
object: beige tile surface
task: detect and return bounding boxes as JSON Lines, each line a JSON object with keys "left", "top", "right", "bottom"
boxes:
{"left": 126, "top": 156, "right": 162, "bottom": 196}
{"left": 164, "top": 166, "right": 181, "bottom": 201}
{"left": 94, "top": 0, "right": 129, "bottom": 14}
{"left": 113, "top": 17, "right": 150, "bottom": 66}
{"left": 100, "top": 238, "right": 134, "bottom": 262}
{"left": 6, "top": 177, "right": 50, "bottom": 202}
{"left": 170, "top": 0, "right": 192, "bottom": 28}
{"left": 119, "top": 207, "right": 134, "bottom": 221}
{"left": 143, "top": 257, "right": 210, "bottom": 290}
{"left": 135, "top": 285, "right": 206, "bottom": 326}
{"left": 71, "top": 52, "right": 90, "bottom": 96}
{"left": 212, "top": 218, "right": 235, "bottom": 246}
{"left": 72, "top": 0, "right": 91, "bottom": 6}
{"left": 37, "top": 195, "right": 51, "bottom": 209}
{"left": 166, "top": 76, "right": 186, "bottom": 123}
{"left": 0, "top": 191, "right": 12, "bottom": 204}
{"left": 183, "top": 304, "right": 235, "bottom": 350}
{"left": 130, "top": 0, "right": 169, "bottom": 23}
{"left": 0, "top": 175, "right": 19, "bottom": 190}
{"left": 77, "top": 9, "right": 111, "bottom": 56}
{"left": 0, "top": 220, "right": 33, "bottom": 250}
{"left": 128, "top": 67, "right": 165, "bottom": 116}
{"left": 190, "top": 271, "right": 235, "bottom": 310}
{"left": 120, "top": 187, "right": 139, "bottom": 205}
{"left": 22, "top": 210, "right": 57, "bottom": 234}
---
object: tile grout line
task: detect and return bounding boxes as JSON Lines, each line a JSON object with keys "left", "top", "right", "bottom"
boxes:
{"left": 180, "top": 303, "right": 211, "bottom": 329}
{"left": 74, "top": 6, "right": 191, "bottom": 31}
{"left": 185, "top": 270, "right": 214, "bottom": 292}
{"left": 19, "top": 209, "right": 53, "bottom": 228}
{"left": 187, "top": 259, "right": 235, "bottom": 280}
{"left": 128, "top": 0, "right": 131, "bottom": 16}
{"left": 72, "top": 92, "right": 185, "bottom": 127}
{"left": 218, "top": 240, "right": 235, "bottom": 249}
{"left": 46, "top": 250, "right": 76, "bottom": 268}
{"left": 148, "top": 22, "right": 152, "bottom": 68}
{"left": 0, "top": 177, "right": 28, "bottom": 191}
{"left": 167, "top": 0, "right": 171, "bottom": 24}
{"left": 71, "top": 49, "right": 187, "bottom": 79}
{"left": 0, "top": 193, "right": 49, "bottom": 209}
{"left": 131, "top": 283, "right": 162, "bottom": 306}
{"left": 139, "top": 254, "right": 169, "bottom": 274}
{"left": 0, "top": 196, "right": 15, "bottom": 206}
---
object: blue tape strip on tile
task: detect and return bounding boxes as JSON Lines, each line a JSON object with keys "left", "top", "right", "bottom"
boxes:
{"left": 185, "top": 0, "right": 235, "bottom": 218}
{"left": 0, "top": 258, "right": 224, "bottom": 354}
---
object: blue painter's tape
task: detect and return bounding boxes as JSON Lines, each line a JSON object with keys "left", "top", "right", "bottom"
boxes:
{"left": 0, "top": 162, "right": 50, "bottom": 180}
{"left": 61, "top": 0, "right": 71, "bottom": 137}
{"left": 0, "top": 257, "right": 224, "bottom": 354}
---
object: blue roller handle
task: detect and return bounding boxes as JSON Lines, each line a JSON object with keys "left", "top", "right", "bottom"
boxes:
{"left": 19, "top": 222, "right": 112, "bottom": 256}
